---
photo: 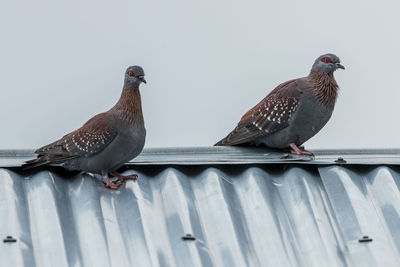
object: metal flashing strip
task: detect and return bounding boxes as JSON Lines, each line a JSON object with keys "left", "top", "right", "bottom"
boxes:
{"left": 1, "top": 147, "right": 400, "bottom": 167}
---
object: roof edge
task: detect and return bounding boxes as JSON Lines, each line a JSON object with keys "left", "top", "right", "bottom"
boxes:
{"left": 1, "top": 147, "right": 400, "bottom": 167}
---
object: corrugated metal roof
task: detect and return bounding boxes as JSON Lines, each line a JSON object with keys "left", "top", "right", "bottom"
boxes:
{"left": 1, "top": 148, "right": 400, "bottom": 267}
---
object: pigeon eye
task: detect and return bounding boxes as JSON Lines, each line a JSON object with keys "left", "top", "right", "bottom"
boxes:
{"left": 127, "top": 70, "right": 135, "bottom": 77}
{"left": 321, "top": 57, "right": 333, "bottom": 64}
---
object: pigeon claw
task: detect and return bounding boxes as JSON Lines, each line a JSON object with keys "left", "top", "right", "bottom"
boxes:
{"left": 110, "top": 171, "right": 138, "bottom": 186}
{"left": 289, "top": 143, "right": 314, "bottom": 156}
{"left": 102, "top": 173, "right": 122, "bottom": 189}
{"left": 105, "top": 181, "right": 122, "bottom": 190}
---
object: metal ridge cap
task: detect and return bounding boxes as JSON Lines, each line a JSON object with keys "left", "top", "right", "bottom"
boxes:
{"left": 1, "top": 147, "right": 400, "bottom": 167}
{"left": 139, "top": 146, "right": 400, "bottom": 155}
{"left": 129, "top": 147, "right": 400, "bottom": 165}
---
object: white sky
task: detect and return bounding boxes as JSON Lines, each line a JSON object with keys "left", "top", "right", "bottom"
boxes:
{"left": 1, "top": 0, "right": 399, "bottom": 149}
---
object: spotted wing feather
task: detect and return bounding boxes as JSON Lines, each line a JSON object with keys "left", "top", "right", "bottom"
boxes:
{"left": 23, "top": 113, "right": 118, "bottom": 169}
{"left": 215, "top": 79, "right": 305, "bottom": 146}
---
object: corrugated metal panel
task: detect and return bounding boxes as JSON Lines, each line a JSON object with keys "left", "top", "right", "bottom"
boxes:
{"left": 1, "top": 149, "right": 400, "bottom": 267}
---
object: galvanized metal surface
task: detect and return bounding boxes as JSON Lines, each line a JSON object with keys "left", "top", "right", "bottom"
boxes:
{"left": 1, "top": 152, "right": 400, "bottom": 266}
{"left": 2, "top": 147, "right": 400, "bottom": 167}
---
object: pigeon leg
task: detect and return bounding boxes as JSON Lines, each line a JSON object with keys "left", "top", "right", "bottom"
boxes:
{"left": 103, "top": 173, "right": 121, "bottom": 190}
{"left": 110, "top": 171, "right": 138, "bottom": 185}
{"left": 289, "top": 143, "right": 314, "bottom": 156}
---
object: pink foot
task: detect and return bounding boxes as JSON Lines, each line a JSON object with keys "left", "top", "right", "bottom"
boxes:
{"left": 110, "top": 171, "right": 138, "bottom": 186}
{"left": 103, "top": 173, "right": 122, "bottom": 190}
{"left": 289, "top": 143, "right": 314, "bottom": 156}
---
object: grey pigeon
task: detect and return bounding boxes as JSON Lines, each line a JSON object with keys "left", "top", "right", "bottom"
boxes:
{"left": 23, "top": 66, "right": 147, "bottom": 189}
{"left": 215, "top": 54, "right": 344, "bottom": 155}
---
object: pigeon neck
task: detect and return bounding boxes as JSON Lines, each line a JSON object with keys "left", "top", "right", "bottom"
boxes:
{"left": 308, "top": 70, "right": 339, "bottom": 108}
{"left": 112, "top": 86, "right": 143, "bottom": 124}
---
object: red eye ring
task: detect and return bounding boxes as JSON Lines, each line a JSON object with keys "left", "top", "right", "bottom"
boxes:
{"left": 321, "top": 57, "right": 333, "bottom": 64}
{"left": 127, "top": 70, "right": 135, "bottom": 77}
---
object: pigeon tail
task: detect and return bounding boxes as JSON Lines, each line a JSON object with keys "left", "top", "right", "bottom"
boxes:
{"left": 21, "top": 154, "right": 77, "bottom": 170}
{"left": 22, "top": 157, "right": 50, "bottom": 170}
{"left": 214, "top": 136, "right": 236, "bottom": 146}
{"left": 214, "top": 140, "right": 224, "bottom": 146}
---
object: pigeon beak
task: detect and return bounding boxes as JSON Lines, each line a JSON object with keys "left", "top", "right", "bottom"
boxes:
{"left": 138, "top": 76, "right": 146, "bottom": 84}
{"left": 336, "top": 63, "right": 345, "bottom": 70}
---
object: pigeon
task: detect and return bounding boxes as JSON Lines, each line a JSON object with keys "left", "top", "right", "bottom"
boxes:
{"left": 215, "top": 54, "right": 344, "bottom": 155}
{"left": 23, "top": 66, "right": 147, "bottom": 189}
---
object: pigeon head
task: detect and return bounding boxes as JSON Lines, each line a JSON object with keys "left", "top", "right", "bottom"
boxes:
{"left": 311, "top": 54, "right": 345, "bottom": 74}
{"left": 124, "top": 65, "right": 146, "bottom": 89}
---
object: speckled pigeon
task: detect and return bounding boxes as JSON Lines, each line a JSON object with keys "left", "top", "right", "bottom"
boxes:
{"left": 215, "top": 54, "right": 344, "bottom": 155}
{"left": 23, "top": 66, "right": 147, "bottom": 189}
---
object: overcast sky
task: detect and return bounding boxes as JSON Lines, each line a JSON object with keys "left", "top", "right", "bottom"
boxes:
{"left": 1, "top": 0, "right": 399, "bottom": 150}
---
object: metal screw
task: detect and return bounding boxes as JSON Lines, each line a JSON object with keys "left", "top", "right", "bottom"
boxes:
{"left": 3, "top": 236, "right": 17, "bottom": 243}
{"left": 335, "top": 157, "right": 347, "bottom": 164}
{"left": 358, "top": 236, "right": 373, "bottom": 243}
{"left": 181, "top": 234, "right": 196, "bottom": 241}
